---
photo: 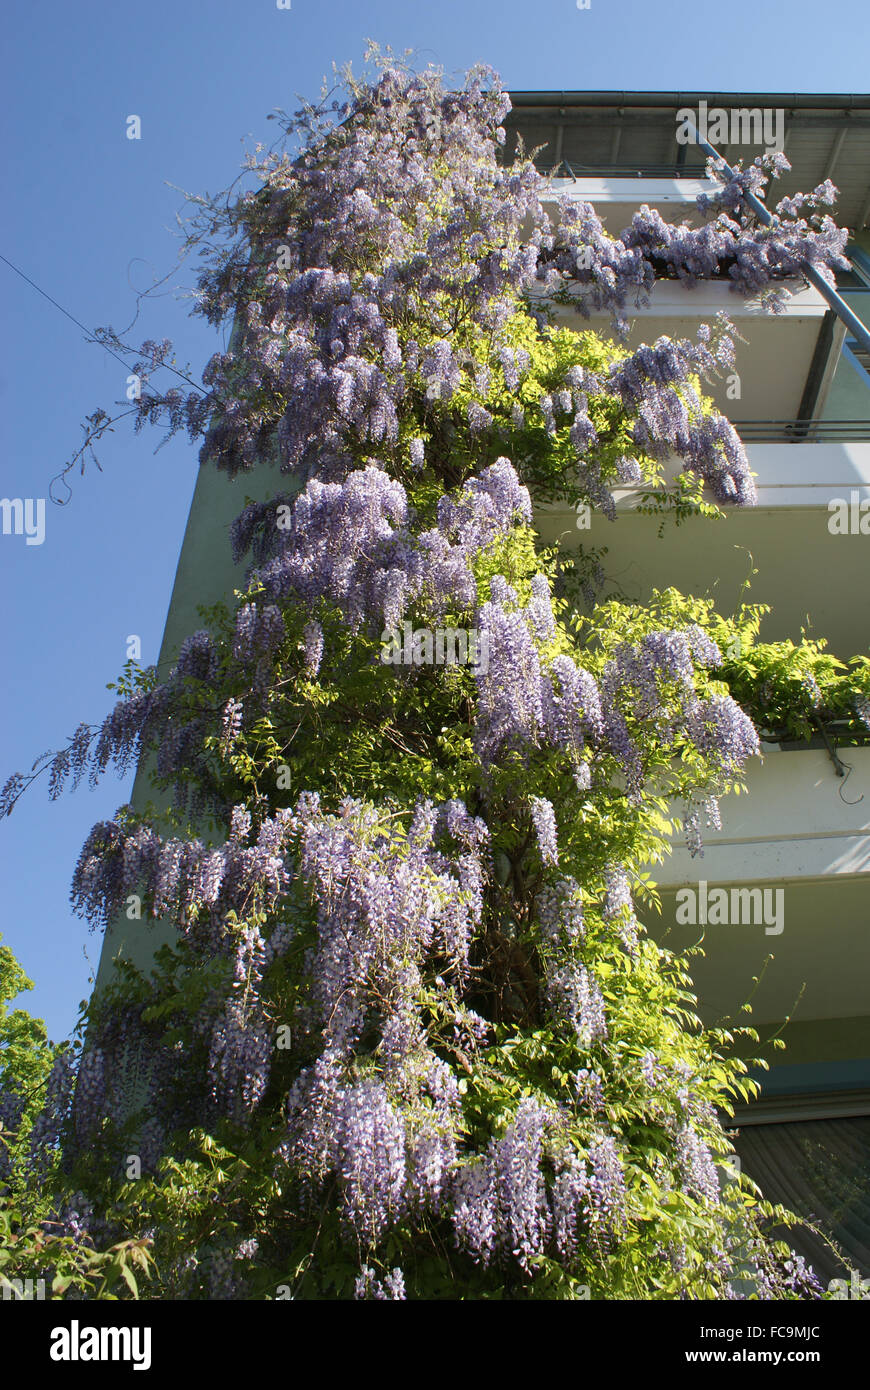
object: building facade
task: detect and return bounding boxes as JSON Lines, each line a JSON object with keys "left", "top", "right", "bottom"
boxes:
{"left": 505, "top": 91, "right": 870, "bottom": 1282}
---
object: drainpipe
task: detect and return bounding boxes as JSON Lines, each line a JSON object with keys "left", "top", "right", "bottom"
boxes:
{"left": 688, "top": 124, "right": 870, "bottom": 356}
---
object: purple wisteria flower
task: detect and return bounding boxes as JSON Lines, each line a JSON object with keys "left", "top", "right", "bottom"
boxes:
{"left": 529, "top": 796, "right": 559, "bottom": 866}
{"left": 355, "top": 1265, "right": 407, "bottom": 1300}
{"left": 675, "top": 1123, "right": 721, "bottom": 1205}
{"left": 452, "top": 1098, "right": 551, "bottom": 1270}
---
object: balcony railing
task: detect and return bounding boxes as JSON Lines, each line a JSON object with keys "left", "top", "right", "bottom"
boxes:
{"left": 734, "top": 419, "right": 870, "bottom": 442}
{"left": 542, "top": 161, "right": 709, "bottom": 179}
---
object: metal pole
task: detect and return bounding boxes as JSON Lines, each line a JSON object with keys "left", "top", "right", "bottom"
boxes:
{"left": 689, "top": 126, "right": 870, "bottom": 357}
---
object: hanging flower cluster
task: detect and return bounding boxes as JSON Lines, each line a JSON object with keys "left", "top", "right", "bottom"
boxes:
{"left": 539, "top": 150, "right": 847, "bottom": 324}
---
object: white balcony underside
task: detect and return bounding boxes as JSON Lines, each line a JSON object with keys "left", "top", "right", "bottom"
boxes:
{"left": 542, "top": 177, "right": 717, "bottom": 236}
{"left": 661, "top": 832, "right": 870, "bottom": 884}
{"left": 614, "top": 441, "right": 870, "bottom": 507}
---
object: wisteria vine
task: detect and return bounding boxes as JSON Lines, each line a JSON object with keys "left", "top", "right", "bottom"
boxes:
{"left": 1, "top": 53, "right": 843, "bottom": 1302}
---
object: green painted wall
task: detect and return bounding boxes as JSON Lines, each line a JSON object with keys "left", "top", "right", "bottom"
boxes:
{"left": 92, "top": 451, "right": 291, "bottom": 992}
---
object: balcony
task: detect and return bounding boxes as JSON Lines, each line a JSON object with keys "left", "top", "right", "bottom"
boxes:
{"left": 536, "top": 177, "right": 870, "bottom": 425}
{"left": 536, "top": 435, "right": 870, "bottom": 660}
{"left": 541, "top": 175, "right": 713, "bottom": 233}
{"left": 537, "top": 275, "right": 839, "bottom": 421}
{"left": 734, "top": 420, "right": 870, "bottom": 441}
{"left": 641, "top": 745, "right": 870, "bottom": 1091}
{"left": 654, "top": 745, "right": 870, "bottom": 892}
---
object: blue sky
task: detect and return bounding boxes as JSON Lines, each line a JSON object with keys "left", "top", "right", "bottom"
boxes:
{"left": 2, "top": 0, "right": 868, "bottom": 1043}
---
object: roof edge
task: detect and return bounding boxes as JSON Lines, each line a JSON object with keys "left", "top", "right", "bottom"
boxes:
{"left": 506, "top": 91, "right": 870, "bottom": 110}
